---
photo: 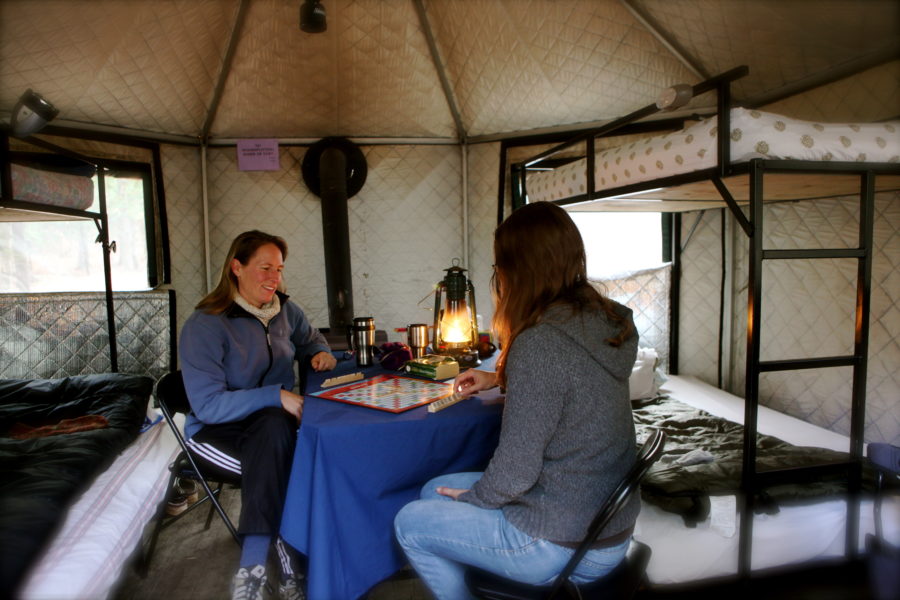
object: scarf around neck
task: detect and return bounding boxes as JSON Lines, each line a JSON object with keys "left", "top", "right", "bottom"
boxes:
{"left": 234, "top": 293, "right": 281, "bottom": 327}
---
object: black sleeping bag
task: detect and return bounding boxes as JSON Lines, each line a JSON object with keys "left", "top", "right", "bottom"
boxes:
{"left": 632, "top": 395, "right": 867, "bottom": 525}
{"left": 0, "top": 373, "right": 153, "bottom": 595}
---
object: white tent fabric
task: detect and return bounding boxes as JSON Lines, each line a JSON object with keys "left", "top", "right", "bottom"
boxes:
{"left": 0, "top": 0, "right": 897, "bottom": 441}
{"left": 1, "top": 0, "right": 898, "bottom": 142}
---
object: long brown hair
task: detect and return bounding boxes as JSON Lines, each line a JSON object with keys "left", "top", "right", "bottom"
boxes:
{"left": 196, "top": 230, "right": 288, "bottom": 314}
{"left": 492, "top": 202, "right": 633, "bottom": 386}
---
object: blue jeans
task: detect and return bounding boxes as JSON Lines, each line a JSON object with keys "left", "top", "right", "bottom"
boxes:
{"left": 394, "top": 473, "right": 630, "bottom": 600}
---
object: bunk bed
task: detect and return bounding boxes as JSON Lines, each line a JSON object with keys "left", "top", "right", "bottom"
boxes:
{"left": 0, "top": 132, "right": 120, "bottom": 369}
{"left": 512, "top": 65, "right": 900, "bottom": 584}
{"left": 0, "top": 132, "right": 179, "bottom": 599}
{"left": 632, "top": 374, "right": 891, "bottom": 584}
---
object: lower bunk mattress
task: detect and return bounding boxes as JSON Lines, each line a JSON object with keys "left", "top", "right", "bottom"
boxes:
{"left": 17, "top": 413, "right": 179, "bottom": 599}
{"left": 634, "top": 375, "right": 898, "bottom": 585}
{"left": 0, "top": 374, "right": 179, "bottom": 599}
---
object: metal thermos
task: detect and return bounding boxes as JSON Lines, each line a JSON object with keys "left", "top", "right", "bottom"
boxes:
{"left": 407, "top": 323, "right": 429, "bottom": 359}
{"left": 351, "top": 317, "right": 376, "bottom": 367}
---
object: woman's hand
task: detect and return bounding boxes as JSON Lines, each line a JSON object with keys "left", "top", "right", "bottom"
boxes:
{"left": 280, "top": 389, "right": 304, "bottom": 421}
{"left": 452, "top": 369, "right": 498, "bottom": 399}
{"left": 310, "top": 351, "right": 337, "bottom": 371}
{"left": 436, "top": 486, "right": 468, "bottom": 500}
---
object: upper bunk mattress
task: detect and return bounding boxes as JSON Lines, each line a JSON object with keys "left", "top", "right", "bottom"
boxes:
{"left": 525, "top": 108, "right": 900, "bottom": 204}
{"left": 9, "top": 163, "right": 95, "bottom": 211}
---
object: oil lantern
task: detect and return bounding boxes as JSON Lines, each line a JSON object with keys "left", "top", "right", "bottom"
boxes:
{"left": 432, "top": 260, "right": 480, "bottom": 368}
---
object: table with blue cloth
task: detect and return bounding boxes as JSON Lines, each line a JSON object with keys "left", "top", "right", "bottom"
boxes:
{"left": 280, "top": 353, "right": 503, "bottom": 600}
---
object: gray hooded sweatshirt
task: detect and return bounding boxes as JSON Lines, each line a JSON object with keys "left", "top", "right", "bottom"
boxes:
{"left": 459, "top": 300, "right": 640, "bottom": 544}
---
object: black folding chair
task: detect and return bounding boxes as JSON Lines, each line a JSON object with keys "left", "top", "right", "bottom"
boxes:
{"left": 142, "top": 371, "right": 242, "bottom": 572}
{"left": 465, "top": 428, "right": 666, "bottom": 600}
{"left": 866, "top": 442, "right": 900, "bottom": 600}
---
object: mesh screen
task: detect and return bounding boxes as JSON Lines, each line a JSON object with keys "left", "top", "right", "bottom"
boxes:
{"left": 594, "top": 263, "right": 671, "bottom": 371}
{"left": 0, "top": 291, "right": 172, "bottom": 381}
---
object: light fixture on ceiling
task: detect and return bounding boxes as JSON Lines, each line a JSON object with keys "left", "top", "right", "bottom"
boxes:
{"left": 656, "top": 84, "right": 693, "bottom": 111}
{"left": 9, "top": 89, "right": 59, "bottom": 137}
{"left": 300, "top": 0, "right": 326, "bottom": 33}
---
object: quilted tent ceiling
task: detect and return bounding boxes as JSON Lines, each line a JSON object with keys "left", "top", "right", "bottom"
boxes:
{"left": 1, "top": 0, "right": 898, "bottom": 144}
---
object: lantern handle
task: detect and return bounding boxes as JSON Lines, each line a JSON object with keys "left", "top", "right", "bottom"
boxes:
{"left": 416, "top": 286, "right": 438, "bottom": 310}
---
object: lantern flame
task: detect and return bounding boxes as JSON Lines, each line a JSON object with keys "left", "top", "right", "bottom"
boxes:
{"left": 441, "top": 307, "right": 472, "bottom": 344}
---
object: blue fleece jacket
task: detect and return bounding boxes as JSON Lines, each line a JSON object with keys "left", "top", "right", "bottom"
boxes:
{"left": 179, "top": 292, "right": 330, "bottom": 439}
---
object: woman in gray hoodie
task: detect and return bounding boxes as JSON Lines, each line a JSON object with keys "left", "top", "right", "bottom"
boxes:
{"left": 395, "top": 201, "right": 639, "bottom": 599}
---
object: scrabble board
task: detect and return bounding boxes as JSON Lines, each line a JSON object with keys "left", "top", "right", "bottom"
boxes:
{"left": 312, "top": 374, "right": 453, "bottom": 413}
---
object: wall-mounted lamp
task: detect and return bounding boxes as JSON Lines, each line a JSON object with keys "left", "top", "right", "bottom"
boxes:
{"left": 10, "top": 89, "right": 59, "bottom": 137}
{"left": 300, "top": 0, "right": 326, "bottom": 33}
{"left": 656, "top": 83, "right": 693, "bottom": 111}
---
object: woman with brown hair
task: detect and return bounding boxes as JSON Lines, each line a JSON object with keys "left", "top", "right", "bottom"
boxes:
{"left": 394, "top": 202, "right": 639, "bottom": 599}
{"left": 180, "top": 230, "right": 336, "bottom": 600}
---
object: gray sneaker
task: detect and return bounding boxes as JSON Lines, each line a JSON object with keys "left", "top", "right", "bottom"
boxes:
{"left": 232, "top": 564, "right": 267, "bottom": 600}
{"left": 278, "top": 575, "right": 305, "bottom": 600}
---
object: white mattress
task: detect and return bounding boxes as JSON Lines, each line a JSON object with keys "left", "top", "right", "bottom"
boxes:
{"left": 526, "top": 108, "right": 900, "bottom": 203}
{"left": 636, "top": 375, "right": 898, "bottom": 585}
{"left": 17, "top": 412, "right": 180, "bottom": 600}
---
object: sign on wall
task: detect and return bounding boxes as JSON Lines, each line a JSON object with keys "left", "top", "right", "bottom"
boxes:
{"left": 237, "top": 139, "right": 280, "bottom": 171}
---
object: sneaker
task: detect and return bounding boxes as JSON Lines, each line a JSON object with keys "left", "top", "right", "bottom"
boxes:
{"left": 164, "top": 495, "right": 187, "bottom": 516}
{"left": 175, "top": 477, "right": 200, "bottom": 504}
{"left": 232, "top": 564, "right": 267, "bottom": 600}
{"left": 165, "top": 477, "right": 199, "bottom": 516}
{"left": 278, "top": 575, "right": 305, "bottom": 600}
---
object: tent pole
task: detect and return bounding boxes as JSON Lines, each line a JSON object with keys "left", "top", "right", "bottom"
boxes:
{"left": 461, "top": 143, "right": 469, "bottom": 269}
{"left": 201, "top": 144, "right": 211, "bottom": 294}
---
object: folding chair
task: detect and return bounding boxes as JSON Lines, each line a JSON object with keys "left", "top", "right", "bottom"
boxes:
{"left": 142, "top": 371, "right": 242, "bottom": 572}
{"left": 866, "top": 443, "right": 900, "bottom": 600}
{"left": 465, "top": 428, "right": 666, "bottom": 600}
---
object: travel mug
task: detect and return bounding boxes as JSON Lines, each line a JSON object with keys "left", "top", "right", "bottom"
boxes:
{"left": 407, "top": 323, "right": 429, "bottom": 359}
{"left": 351, "top": 317, "right": 376, "bottom": 367}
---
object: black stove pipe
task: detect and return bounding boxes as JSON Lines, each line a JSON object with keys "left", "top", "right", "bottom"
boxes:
{"left": 301, "top": 137, "right": 368, "bottom": 337}
{"left": 318, "top": 146, "right": 353, "bottom": 332}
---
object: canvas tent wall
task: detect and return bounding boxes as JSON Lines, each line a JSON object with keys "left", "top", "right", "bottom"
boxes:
{"left": 0, "top": 0, "right": 898, "bottom": 445}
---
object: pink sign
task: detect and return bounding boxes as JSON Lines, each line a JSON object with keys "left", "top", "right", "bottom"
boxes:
{"left": 237, "top": 139, "right": 280, "bottom": 171}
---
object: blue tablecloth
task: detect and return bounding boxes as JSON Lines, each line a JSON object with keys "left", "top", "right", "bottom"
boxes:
{"left": 280, "top": 355, "right": 502, "bottom": 600}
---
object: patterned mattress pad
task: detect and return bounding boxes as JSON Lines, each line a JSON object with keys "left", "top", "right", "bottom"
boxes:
{"left": 526, "top": 108, "right": 900, "bottom": 202}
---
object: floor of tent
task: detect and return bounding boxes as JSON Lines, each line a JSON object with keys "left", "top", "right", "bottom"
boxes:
{"left": 112, "top": 486, "right": 876, "bottom": 600}
{"left": 112, "top": 485, "right": 427, "bottom": 600}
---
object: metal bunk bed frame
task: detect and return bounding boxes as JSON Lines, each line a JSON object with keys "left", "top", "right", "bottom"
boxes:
{"left": 511, "top": 65, "right": 900, "bottom": 579}
{"left": 0, "top": 131, "right": 119, "bottom": 372}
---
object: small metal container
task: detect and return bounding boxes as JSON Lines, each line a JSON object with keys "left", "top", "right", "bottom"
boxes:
{"left": 350, "top": 317, "right": 376, "bottom": 367}
{"left": 407, "top": 323, "right": 429, "bottom": 359}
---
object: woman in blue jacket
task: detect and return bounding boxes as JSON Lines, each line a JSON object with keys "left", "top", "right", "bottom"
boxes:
{"left": 180, "top": 230, "right": 336, "bottom": 600}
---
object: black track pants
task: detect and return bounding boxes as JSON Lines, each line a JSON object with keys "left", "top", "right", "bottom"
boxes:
{"left": 188, "top": 407, "right": 298, "bottom": 535}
